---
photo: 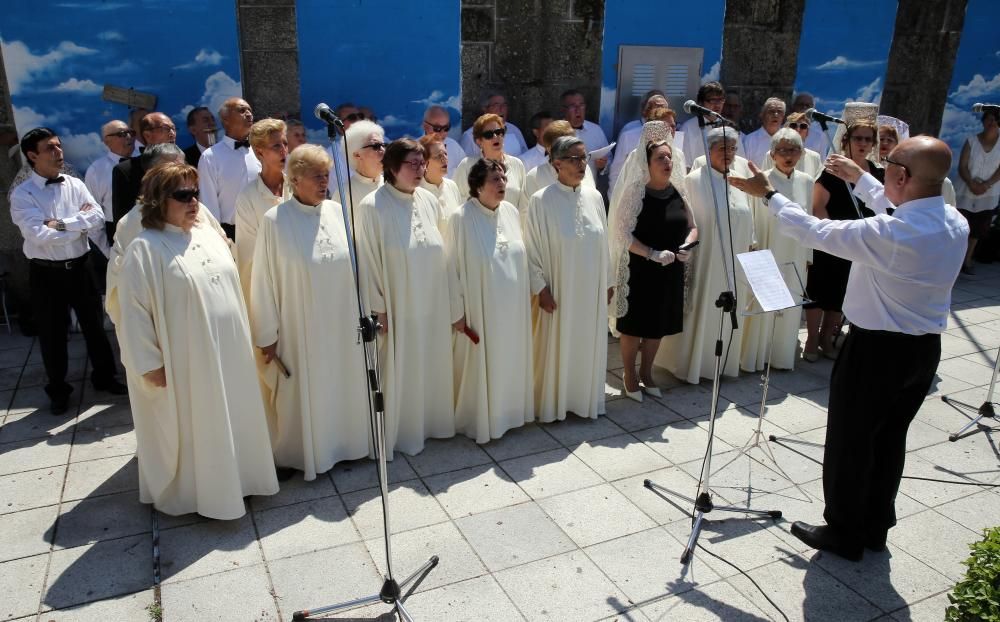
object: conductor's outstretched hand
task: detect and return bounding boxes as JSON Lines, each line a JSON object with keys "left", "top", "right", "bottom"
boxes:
{"left": 728, "top": 161, "right": 774, "bottom": 198}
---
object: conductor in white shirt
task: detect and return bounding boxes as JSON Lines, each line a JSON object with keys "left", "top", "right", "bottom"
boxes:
{"left": 198, "top": 97, "right": 261, "bottom": 239}
{"left": 10, "top": 128, "right": 127, "bottom": 414}
{"left": 731, "top": 136, "right": 968, "bottom": 562}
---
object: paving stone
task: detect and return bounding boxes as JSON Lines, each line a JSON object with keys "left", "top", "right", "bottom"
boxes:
{"left": 160, "top": 565, "right": 279, "bottom": 621}
{"left": 610, "top": 465, "right": 703, "bottom": 525}
{"left": 1, "top": 553, "right": 46, "bottom": 621}
{"left": 399, "top": 575, "right": 525, "bottom": 621}
{"left": 889, "top": 590, "right": 952, "bottom": 621}
{"left": 938, "top": 333, "right": 985, "bottom": 358}
{"left": 0, "top": 504, "right": 57, "bottom": 562}
{"left": 718, "top": 374, "right": 785, "bottom": 408}
{"left": 44, "top": 534, "right": 151, "bottom": 610}
{"left": 655, "top": 382, "right": 716, "bottom": 419}
{"left": 0, "top": 410, "right": 75, "bottom": 443}
{"left": 9, "top": 384, "right": 76, "bottom": 416}
{"left": 0, "top": 467, "right": 64, "bottom": 514}
{"left": 752, "top": 395, "right": 829, "bottom": 435}
{"left": 662, "top": 514, "right": 792, "bottom": 579}
{"left": 934, "top": 489, "right": 1000, "bottom": 535}
{"left": 454, "top": 502, "right": 575, "bottom": 572}
{"left": 640, "top": 577, "right": 772, "bottom": 621}
{"left": 68, "top": 425, "right": 135, "bottom": 463}
{"left": 604, "top": 395, "right": 686, "bottom": 432}
{"left": 159, "top": 516, "right": 262, "bottom": 583}
{"left": 937, "top": 356, "right": 996, "bottom": 387}
{"left": 341, "top": 479, "right": 448, "bottom": 539}
{"left": 0, "top": 433, "right": 72, "bottom": 475}
{"left": 538, "top": 483, "right": 656, "bottom": 548}
{"left": 636, "top": 422, "right": 728, "bottom": 467}
{"left": 62, "top": 455, "right": 137, "bottom": 502}
{"left": 74, "top": 402, "right": 134, "bottom": 432}
{"left": 887, "top": 509, "right": 981, "bottom": 583}
{"left": 404, "top": 435, "right": 492, "bottom": 477}
{"left": 329, "top": 455, "right": 418, "bottom": 495}
{"left": 251, "top": 471, "right": 337, "bottom": 511}
{"left": 494, "top": 549, "right": 633, "bottom": 621}
{"left": 0, "top": 348, "right": 29, "bottom": 370}
{"left": 364, "top": 521, "right": 488, "bottom": 593}
{"left": 255, "top": 495, "right": 360, "bottom": 561}
{"left": 54, "top": 491, "right": 150, "bottom": 550}
{"left": 498, "top": 447, "right": 603, "bottom": 499}
{"left": 570, "top": 433, "right": 672, "bottom": 481}
{"left": 542, "top": 412, "right": 626, "bottom": 447}
{"left": 267, "top": 542, "right": 382, "bottom": 617}
{"left": 424, "top": 464, "right": 530, "bottom": 518}
{"left": 479, "top": 422, "right": 561, "bottom": 462}
{"left": 40, "top": 589, "right": 154, "bottom": 622}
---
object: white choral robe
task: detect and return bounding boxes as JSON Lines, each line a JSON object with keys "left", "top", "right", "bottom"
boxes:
{"left": 525, "top": 182, "right": 611, "bottom": 421}
{"left": 358, "top": 184, "right": 460, "bottom": 455}
{"left": 743, "top": 127, "right": 780, "bottom": 169}
{"left": 520, "top": 162, "right": 596, "bottom": 216}
{"left": 454, "top": 154, "right": 526, "bottom": 209}
{"left": 762, "top": 148, "right": 823, "bottom": 180}
{"left": 447, "top": 198, "right": 534, "bottom": 443}
{"left": 419, "top": 177, "right": 464, "bottom": 220}
{"left": 739, "top": 168, "right": 813, "bottom": 372}
{"left": 250, "top": 196, "right": 371, "bottom": 478}
{"left": 680, "top": 116, "right": 747, "bottom": 167}
{"left": 443, "top": 137, "right": 466, "bottom": 179}
{"left": 518, "top": 144, "right": 547, "bottom": 173}
{"left": 655, "top": 164, "right": 754, "bottom": 384}
{"left": 118, "top": 223, "right": 278, "bottom": 519}
{"left": 348, "top": 172, "right": 383, "bottom": 222}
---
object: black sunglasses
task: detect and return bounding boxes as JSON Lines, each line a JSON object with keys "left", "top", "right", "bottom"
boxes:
{"left": 105, "top": 129, "right": 136, "bottom": 138}
{"left": 883, "top": 155, "right": 911, "bottom": 177}
{"left": 480, "top": 128, "right": 506, "bottom": 140}
{"left": 171, "top": 188, "right": 200, "bottom": 202}
{"left": 362, "top": 142, "right": 386, "bottom": 151}
{"left": 426, "top": 122, "right": 450, "bottom": 133}
{"left": 787, "top": 123, "right": 809, "bottom": 130}
{"left": 344, "top": 112, "right": 366, "bottom": 122}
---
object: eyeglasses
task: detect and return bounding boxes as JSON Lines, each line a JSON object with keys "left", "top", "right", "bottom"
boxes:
{"left": 425, "top": 122, "right": 450, "bottom": 133}
{"left": 149, "top": 125, "right": 177, "bottom": 134}
{"left": 562, "top": 103, "right": 585, "bottom": 111}
{"left": 774, "top": 147, "right": 802, "bottom": 156}
{"left": 430, "top": 152, "right": 448, "bottom": 162}
{"left": 480, "top": 128, "right": 506, "bottom": 140}
{"left": 401, "top": 159, "right": 427, "bottom": 170}
{"left": 883, "top": 155, "right": 911, "bottom": 177}
{"left": 705, "top": 97, "right": 726, "bottom": 106}
{"left": 171, "top": 188, "right": 199, "bottom": 202}
{"left": 362, "top": 142, "right": 386, "bottom": 151}
{"left": 559, "top": 154, "right": 591, "bottom": 165}
{"left": 787, "top": 123, "right": 810, "bottom": 130}
{"left": 850, "top": 135, "right": 875, "bottom": 144}
{"left": 344, "top": 112, "right": 366, "bottom": 123}
{"left": 104, "top": 129, "right": 135, "bottom": 139}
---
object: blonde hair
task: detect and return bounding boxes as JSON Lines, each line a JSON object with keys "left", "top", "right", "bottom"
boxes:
{"left": 287, "top": 144, "right": 332, "bottom": 190}
{"left": 139, "top": 162, "right": 198, "bottom": 230}
{"left": 541, "top": 120, "right": 573, "bottom": 150}
{"left": 472, "top": 113, "right": 505, "bottom": 139}
{"left": 249, "top": 118, "right": 286, "bottom": 150}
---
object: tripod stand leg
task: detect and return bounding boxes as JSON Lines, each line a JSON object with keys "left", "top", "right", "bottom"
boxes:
{"left": 396, "top": 600, "right": 415, "bottom": 622}
{"left": 681, "top": 512, "right": 706, "bottom": 564}
{"left": 398, "top": 555, "right": 440, "bottom": 599}
{"left": 949, "top": 413, "right": 988, "bottom": 442}
{"left": 291, "top": 593, "right": 384, "bottom": 620}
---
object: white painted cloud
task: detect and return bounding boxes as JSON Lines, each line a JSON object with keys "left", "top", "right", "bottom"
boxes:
{"left": 60, "top": 132, "right": 107, "bottom": 172}
{"left": 51, "top": 78, "right": 102, "bottom": 94}
{"left": 174, "top": 49, "right": 224, "bottom": 70}
{"left": 852, "top": 77, "right": 882, "bottom": 104}
{"left": 12, "top": 105, "right": 54, "bottom": 132}
{"left": 410, "top": 90, "right": 462, "bottom": 111}
{"left": 105, "top": 59, "right": 140, "bottom": 75}
{"left": 196, "top": 71, "right": 242, "bottom": 117}
{"left": 701, "top": 61, "right": 720, "bottom": 83}
{"left": 379, "top": 114, "right": 411, "bottom": 129}
{"left": 97, "top": 30, "right": 124, "bottom": 41}
{"left": 950, "top": 73, "right": 1000, "bottom": 104}
{"left": 815, "top": 56, "right": 883, "bottom": 71}
{"left": 0, "top": 39, "right": 98, "bottom": 94}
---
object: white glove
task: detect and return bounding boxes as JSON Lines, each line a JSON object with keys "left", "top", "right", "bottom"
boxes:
{"left": 650, "top": 250, "right": 675, "bottom": 265}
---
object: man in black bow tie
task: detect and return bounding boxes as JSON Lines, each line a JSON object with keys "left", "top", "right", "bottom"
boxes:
{"left": 10, "top": 128, "right": 127, "bottom": 414}
{"left": 110, "top": 112, "right": 177, "bottom": 240}
{"left": 197, "top": 97, "right": 260, "bottom": 239}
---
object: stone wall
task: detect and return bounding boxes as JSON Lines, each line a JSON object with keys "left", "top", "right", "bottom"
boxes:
{"left": 719, "top": 0, "right": 805, "bottom": 131}
{"left": 460, "top": 0, "right": 605, "bottom": 141}
{"left": 880, "top": 0, "right": 968, "bottom": 137}
{"left": 235, "top": 0, "right": 302, "bottom": 120}
{"left": 0, "top": 46, "right": 29, "bottom": 317}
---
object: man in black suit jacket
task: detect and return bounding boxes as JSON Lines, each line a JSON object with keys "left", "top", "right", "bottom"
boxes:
{"left": 109, "top": 112, "right": 176, "bottom": 240}
{"left": 183, "top": 106, "right": 218, "bottom": 167}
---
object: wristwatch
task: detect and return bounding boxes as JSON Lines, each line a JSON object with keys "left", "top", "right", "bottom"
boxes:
{"left": 764, "top": 190, "right": 778, "bottom": 203}
{"left": 55, "top": 219, "right": 67, "bottom": 232}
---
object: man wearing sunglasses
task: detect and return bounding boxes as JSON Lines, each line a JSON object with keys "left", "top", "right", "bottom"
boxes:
{"left": 110, "top": 112, "right": 177, "bottom": 240}
{"left": 198, "top": 97, "right": 261, "bottom": 239}
{"left": 731, "top": 137, "right": 968, "bottom": 563}
{"left": 85, "top": 120, "right": 134, "bottom": 245}
{"left": 460, "top": 92, "right": 527, "bottom": 157}
{"left": 11, "top": 128, "right": 127, "bottom": 414}
{"left": 421, "top": 105, "right": 465, "bottom": 179}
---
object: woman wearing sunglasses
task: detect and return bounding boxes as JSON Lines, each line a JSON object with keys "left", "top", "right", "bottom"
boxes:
{"left": 454, "top": 113, "right": 526, "bottom": 208}
{"left": 344, "top": 119, "right": 386, "bottom": 220}
{"left": 118, "top": 162, "right": 278, "bottom": 519}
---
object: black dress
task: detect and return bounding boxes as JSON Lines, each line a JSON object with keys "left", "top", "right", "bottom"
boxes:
{"left": 805, "top": 165, "right": 885, "bottom": 312}
{"left": 616, "top": 186, "right": 690, "bottom": 338}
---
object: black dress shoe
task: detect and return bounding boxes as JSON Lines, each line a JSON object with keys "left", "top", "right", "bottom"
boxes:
{"left": 276, "top": 467, "right": 297, "bottom": 482}
{"left": 92, "top": 379, "right": 128, "bottom": 395}
{"left": 790, "top": 521, "right": 863, "bottom": 562}
{"left": 50, "top": 395, "right": 70, "bottom": 415}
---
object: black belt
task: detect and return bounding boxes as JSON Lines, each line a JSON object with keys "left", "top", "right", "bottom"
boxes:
{"left": 30, "top": 255, "right": 89, "bottom": 270}
{"left": 850, "top": 325, "right": 940, "bottom": 341}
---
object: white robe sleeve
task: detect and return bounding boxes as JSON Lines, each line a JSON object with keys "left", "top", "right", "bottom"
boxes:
{"left": 234, "top": 188, "right": 258, "bottom": 285}
{"left": 198, "top": 154, "right": 221, "bottom": 221}
{"left": 118, "top": 239, "right": 165, "bottom": 376}
{"left": 357, "top": 199, "right": 387, "bottom": 315}
{"left": 524, "top": 193, "right": 549, "bottom": 296}
{"left": 249, "top": 214, "right": 280, "bottom": 348}
{"left": 444, "top": 211, "right": 466, "bottom": 320}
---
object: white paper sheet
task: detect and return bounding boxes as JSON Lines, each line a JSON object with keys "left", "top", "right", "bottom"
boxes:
{"left": 589, "top": 142, "right": 615, "bottom": 160}
{"left": 737, "top": 250, "right": 796, "bottom": 312}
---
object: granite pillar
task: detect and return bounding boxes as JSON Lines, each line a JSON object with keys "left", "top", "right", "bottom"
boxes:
{"left": 235, "top": 0, "right": 301, "bottom": 119}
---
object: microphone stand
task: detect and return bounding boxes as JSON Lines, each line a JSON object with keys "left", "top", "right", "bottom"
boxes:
{"left": 941, "top": 345, "right": 1000, "bottom": 441}
{"left": 815, "top": 118, "right": 865, "bottom": 220}
{"left": 293, "top": 117, "right": 438, "bottom": 622}
{"left": 643, "top": 112, "right": 780, "bottom": 564}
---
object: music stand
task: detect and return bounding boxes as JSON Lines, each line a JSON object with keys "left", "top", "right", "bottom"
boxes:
{"left": 941, "top": 346, "right": 1000, "bottom": 441}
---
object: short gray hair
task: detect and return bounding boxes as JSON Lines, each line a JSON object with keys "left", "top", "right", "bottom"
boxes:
{"left": 762, "top": 97, "right": 786, "bottom": 114}
{"left": 770, "top": 127, "right": 803, "bottom": 151}
{"left": 344, "top": 120, "right": 385, "bottom": 171}
{"left": 549, "top": 136, "right": 584, "bottom": 162}
{"left": 140, "top": 142, "right": 185, "bottom": 169}
{"left": 706, "top": 126, "right": 739, "bottom": 148}
{"left": 480, "top": 91, "right": 504, "bottom": 110}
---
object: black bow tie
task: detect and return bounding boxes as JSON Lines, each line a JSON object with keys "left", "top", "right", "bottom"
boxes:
{"left": 45, "top": 176, "right": 65, "bottom": 186}
{"left": 234, "top": 139, "right": 250, "bottom": 150}
{"left": 119, "top": 157, "right": 129, "bottom": 162}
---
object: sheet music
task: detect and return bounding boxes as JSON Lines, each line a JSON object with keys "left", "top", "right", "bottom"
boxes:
{"left": 737, "top": 250, "right": 796, "bottom": 312}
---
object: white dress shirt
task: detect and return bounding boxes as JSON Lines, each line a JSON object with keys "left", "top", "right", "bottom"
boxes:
{"left": 198, "top": 135, "right": 262, "bottom": 224}
{"left": 442, "top": 136, "right": 466, "bottom": 179}
{"left": 805, "top": 121, "right": 828, "bottom": 154}
{"left": 680, "top": 116, "right": 747, "bottom": 168}
{"left": 85, "top": 150, "right": 124, "bottom": 222}
{"left": 460, "top": 122, "right": 527, "bottom": 158}
{"left": 743, "top": 127, "right": 777, "bottom": 168}
{"left": 518, "top": 144, "right": 547, "bottom": 173}
{"left": 10, "top": 172, "right": 106, "bottom": 261}
{"left": 768, "top": 172, "right": 969, "bottom": 335}
{"left": 574, "top": 120, "right": 610, "bottom": 177}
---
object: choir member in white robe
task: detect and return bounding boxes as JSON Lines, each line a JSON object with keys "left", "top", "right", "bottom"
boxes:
{"left": 358, "top": 139, "right": 462, "bottom": 456}
{"left": 740, "top": 129, "right": 814, "bottom": 372}
{"left": 609, "top": 94, "right": 669, "bottom": 193}
{"left": 418, "top": 135, "right": 464, "bottom": 220}
{"left": 560, "top": 89, "right": 610, "bottom": 178}
{"left": 742, "top": 98, "right": 787, "bottom": 168}
{"left": 518, "top": 111, "right": 554, "bottom": 173}
{"left": 656, "top": 126, "right": 754, "bottom": 383}
{"left": 520, "top": 120, "right": 596, "bottom": 214}
{"left": 421, "top": 105, "right": 465, "bottom": 179}
{"left": 345, "top": 120, "right": 386, "bottom": 220}
{"left": 250, "top": 145, "right": 371, "bottom": 479}
{"left": 454, "top": 114, "right": 526, "bottom": 208}
{"left": 526, "top": 136, "right": 612, "bottom": 421}
{"left": 117, "top": 162, "right": 278, "bottom": 519}
{"left": 773, "top": 112, "right": 824, "bottom": 178}
{"left": 447, "top": 159, "right": 534, "bottom": 442}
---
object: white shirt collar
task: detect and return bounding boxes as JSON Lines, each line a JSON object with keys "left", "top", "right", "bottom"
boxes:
{"left": 30, "top": 171, "right": 55, "bottom": 189}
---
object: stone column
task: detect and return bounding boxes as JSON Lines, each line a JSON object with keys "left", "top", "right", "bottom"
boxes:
{"left": 460, "top": 0, "right": 605, "bottom": 139}
{"left": 880, "top": 0, "right": 967, "bottom": 137}
{"left": 235, "top": 0, "right": 301, "bottom": 119}
{"left": 0, "top": 45, "right": 30, "bottom": 318}
{"left": 719, "top": 0, "right": 805, "bottom": 131}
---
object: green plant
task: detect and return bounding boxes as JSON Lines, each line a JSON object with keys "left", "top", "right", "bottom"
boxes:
{"left": 946, "top": 525, "right": 1000, "bottom": 621}
{"left": 145, "top": 602, "right": 163, "bottom": 622}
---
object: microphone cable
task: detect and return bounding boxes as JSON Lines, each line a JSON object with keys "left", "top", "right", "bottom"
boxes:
{"left": 696, "top": 542, "right": 791, "bottom": 622}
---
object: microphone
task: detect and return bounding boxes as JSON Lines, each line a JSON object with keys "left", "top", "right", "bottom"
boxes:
{"left": 804, "top": 108, "right": 845, "bottom": 125}
{"left": 314, "top": 103, "right": 345, "bottom": 129}
{"left": 683, "top": 100, "right": 722, "bottom": 120}
{"left": 973, "top": 103, "right": 1000, "bottom": 113}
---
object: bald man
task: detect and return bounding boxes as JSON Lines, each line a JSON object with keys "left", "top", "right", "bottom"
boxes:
{"left": 731, "top": 137, "right": 968, "bottom": 562}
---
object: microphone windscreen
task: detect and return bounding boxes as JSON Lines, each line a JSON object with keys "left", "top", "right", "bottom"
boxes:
{"left": 804, "top": 108, "right": 817, "bottom": 122}
{"left": 314, "top": 103, "right": 331, "bottom": 121}
{"left": 682, "top": 100, "right": 696, "bottom": 114}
